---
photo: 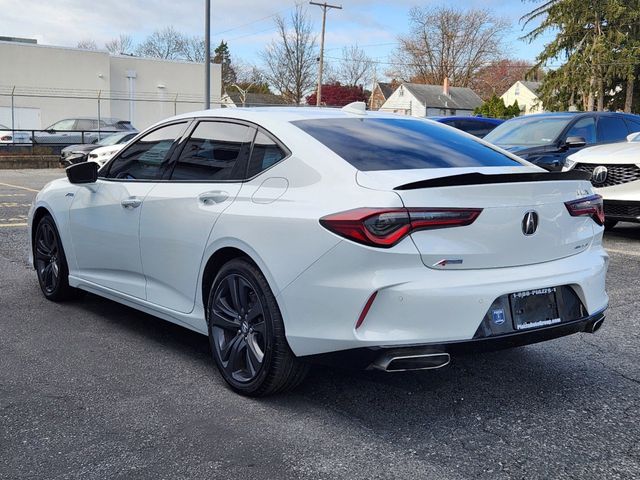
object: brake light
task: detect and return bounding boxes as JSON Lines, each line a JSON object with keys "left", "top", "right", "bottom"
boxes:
{"left": 565, "top": 194, "right": 605, "bottom": 225}
{"left": 320, "top": 207, "right": 482, "bottom": 248}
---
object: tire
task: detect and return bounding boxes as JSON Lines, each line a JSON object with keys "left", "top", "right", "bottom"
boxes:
{"left": 207, "top": 258, "right": 309, "bottom": 397}
{"left": 33, "top": 215, "right": 81, "bottom": 301}
{"left": 604, "top": 219, "right": 618, "bottom": 231}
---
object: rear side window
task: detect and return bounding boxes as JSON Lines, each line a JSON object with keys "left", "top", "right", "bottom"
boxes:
{"left": 597, "top": 116, "right": 628, "bottom": 143}
{"left": 247, "top": 131, "right": 287, "bottom": 177}
{"left": 624, "top": 117, "right": 640, "bottom": 133}
{"left": 171, "top": 121, "right": 253, "bottom": 181}
{"left": 292, "top": 118, "right": 520, "bottom": 171}
{"left": 106, "top": 122, "right": 187, "bottom": 180}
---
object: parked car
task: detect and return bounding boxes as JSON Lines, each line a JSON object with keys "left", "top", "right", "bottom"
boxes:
{"left": 87, "top": 138, "right": 136, "bottom": 167}
{"left": 0, "top": 123, "right": 31, "bottom": 144}
{"left": 484, "top": 112, "right": 640, "bottom": 171}
{"left": 430, "top": 116, "right": 504, "bottom": 138}
{"left": 60, "top": 131, "right": 138, "bottom": 166}
{"left": 29, "top": 104, "right": 608, "bottom": 397}
{"left": 33, "top": 117, "right": 135, "bottom": 145}
{"left": 563, "top": 131, "right": 640, "bottom": 230}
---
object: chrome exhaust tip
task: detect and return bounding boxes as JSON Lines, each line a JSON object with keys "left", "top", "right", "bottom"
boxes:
{"left": 371, "top": 351, "right": 451, "bottom": 372}
{"left": 587, "top": 316, "right": 605, "bottom": 334}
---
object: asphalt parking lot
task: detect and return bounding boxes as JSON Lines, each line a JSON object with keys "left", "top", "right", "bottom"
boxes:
{"left": 1, "top": 169, "right": 639, "bottom": 480}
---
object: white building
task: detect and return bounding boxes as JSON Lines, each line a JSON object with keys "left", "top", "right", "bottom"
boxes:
{"left": 380, "top": 79, "right": 482, "bottom": 117}
{"left": 0, "top": 41, "right": 222, "bottom": 130}
{"left": 501, "top": 81, "right": 543, "bottom": 115}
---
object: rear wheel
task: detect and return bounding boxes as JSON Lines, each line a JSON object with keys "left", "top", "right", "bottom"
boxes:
{"left": 604, "top": 219, "right": 618, "bottom": 231}
{"left": 34, "top": 215, "right": 80, "bottom": 301}
{"left": 207, "top": 258, "right": 308, "bottom": 397}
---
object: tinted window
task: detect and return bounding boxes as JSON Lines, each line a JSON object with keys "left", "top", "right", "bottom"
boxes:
{"left": 293, "top": 118, "right": 520, "bottom": 171}
{"left": 247, "top": 131, "right": 287, "bottom": 177}
{"left": 597, "top": 116, "right": 628, "bottom": 143}
{"left": 48, "top": 119, "right": 76, "bottom": 130}
{"left": 624, "top": 117, "right": 640, "bottom": 133}
{"left": 566, "top": 117, "right": 596, "bottom": 144}
{"left": 171, "top": 121, "right": 253, "bottom": 181}
{"left": 106, "top": 122, "right": 187, "bottom": 180}
{"left": 76, "top": 119, "right": 99, "bottom": 130}
{"left": 453, "top": 119, "right": 497, "bottom": 138}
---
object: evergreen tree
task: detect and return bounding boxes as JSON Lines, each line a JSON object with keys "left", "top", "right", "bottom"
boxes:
{"left": 213, "top": 40, "right": 237, "bottom": 88}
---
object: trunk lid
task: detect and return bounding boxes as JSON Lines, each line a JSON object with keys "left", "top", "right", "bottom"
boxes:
{"left": 357, "top": 167, "right": 597, "bottom": 270}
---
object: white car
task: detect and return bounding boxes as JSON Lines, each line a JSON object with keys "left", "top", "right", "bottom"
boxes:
{"left": 0, "top": 123, "right": 31, "bottom": 144}
{"left": 28, "top": 104, "right": 609, "bottom": 396}
{"left": 564, "top": 132, "right": 640, "bottom": 230}
{"left": 87, "top": 141, "right": 131, "bottom": 167}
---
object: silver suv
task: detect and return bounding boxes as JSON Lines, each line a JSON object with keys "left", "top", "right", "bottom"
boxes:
{"left": 32, "top": 117, "right": 135, "bottom": 145}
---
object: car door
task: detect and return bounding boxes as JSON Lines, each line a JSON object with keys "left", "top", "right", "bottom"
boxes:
{"left": 67, "top": 121, "right": 189, "bottom": 299}
{"left": 139, "top": 119, "right": 254, "bottom": 313}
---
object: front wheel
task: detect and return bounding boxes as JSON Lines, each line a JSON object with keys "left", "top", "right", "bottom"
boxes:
{"left": 207, "top": 258, "right": 308, "bottom": 397}
{"left": 34, "top": 215, "right": 81, "bottom": 301}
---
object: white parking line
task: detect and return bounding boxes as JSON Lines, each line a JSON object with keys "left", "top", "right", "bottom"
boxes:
{"left": 0, "top": 182, "right": 39, "bottom": 193}
{"left": 606, "top": 248, "right": 640, "bottom": 257}
{"left": 0, "top": 223, "right": 28, "bottom": 227}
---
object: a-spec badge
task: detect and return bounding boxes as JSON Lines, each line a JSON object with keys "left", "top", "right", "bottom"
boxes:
{"left": 432, "top": 258, "right": 464, "bottom": 267}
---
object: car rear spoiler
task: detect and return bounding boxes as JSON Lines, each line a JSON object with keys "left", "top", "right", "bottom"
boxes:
{"left": 394, "top": 170, "right": 591, "bottom": 191}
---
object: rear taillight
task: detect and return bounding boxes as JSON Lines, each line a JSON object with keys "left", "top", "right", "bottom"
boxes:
{"left": 320, "top": 207, "right": 482, "bottom": 248}
{"left": 1, "top": 135, "right": 12, "bottom": 141}
{"left": 565, "top": 194, "right": 605, "bottom": 225}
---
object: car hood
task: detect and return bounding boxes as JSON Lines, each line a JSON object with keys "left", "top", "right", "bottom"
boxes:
{"left": 62, "top": 144, "right": 97, "bottom": 154}
{"left": 567, "top": 141, "right": 640, "bottom": 164}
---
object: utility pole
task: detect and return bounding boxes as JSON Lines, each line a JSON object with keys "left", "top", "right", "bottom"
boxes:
{"left": 310, "top": 1, "right": 342, "bottom": 107}
{"left": 204, "top": 0, "right": 211, "bottom": 109}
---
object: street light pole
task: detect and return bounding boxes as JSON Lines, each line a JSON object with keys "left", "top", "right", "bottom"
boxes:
{"left": 204, "top": 0, "right": 211, "bottom": 109}
{"left": 310, "top": 2, "right": 342, "bottom": 107}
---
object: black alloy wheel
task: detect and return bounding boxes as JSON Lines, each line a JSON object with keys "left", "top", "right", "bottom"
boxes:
{"left": 34, "top": 215, "right": 78, "bottom": 301}
{"left": 210, "top": 273, "right": 267, "bottom": 383}
{"left": 207, "top": 258, "right": 309, "bottom": 396}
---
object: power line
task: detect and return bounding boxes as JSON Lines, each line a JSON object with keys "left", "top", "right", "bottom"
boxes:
{"left": 214, "top": 1, "right": 306, "bottom": 38}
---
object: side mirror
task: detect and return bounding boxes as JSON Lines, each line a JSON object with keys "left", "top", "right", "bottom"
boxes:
{"left": 66, "top": 161, "right": 98, "bottom": 184}
{"left": 626, "top": 132, "right": 640, "bottom": 142}
{"left": 564, "top": 136, "right": 587, "bottom": 148}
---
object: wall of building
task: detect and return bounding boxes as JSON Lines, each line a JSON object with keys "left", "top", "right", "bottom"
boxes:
{"left": 501, "top": 81, "right": 543, "bottom": 115}
{"left": 0, "top": 41, "right": 222, "bottom": 131}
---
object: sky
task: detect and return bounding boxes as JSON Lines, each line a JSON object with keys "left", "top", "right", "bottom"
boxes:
{"left": 0, "top": 0, "right": 554, "bottom": 80}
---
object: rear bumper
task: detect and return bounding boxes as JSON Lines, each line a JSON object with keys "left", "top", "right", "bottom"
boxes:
{"left": 302, "top": 307, "right": 607, "bottom": 369}
{"left": 280, "top": 239, "right": 609, "bottom": 357}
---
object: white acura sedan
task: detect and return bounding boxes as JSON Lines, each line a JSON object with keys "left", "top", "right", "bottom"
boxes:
{"left": 28, "top": 104, "right": 609, "bottom": 396}
{"left": 564, "top": 132, "right": 640, "bottom": 230}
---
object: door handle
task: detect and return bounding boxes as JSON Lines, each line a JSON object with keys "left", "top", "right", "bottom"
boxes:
{"left": 121, "top": 197, "right": 142, "bottom": 209}
{"left": 198, "top": 191, "right": 229, "bottom": 205}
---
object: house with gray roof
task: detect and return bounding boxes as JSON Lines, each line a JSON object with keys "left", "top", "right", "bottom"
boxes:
{"left": 221, "top": 91, "right": 287, "bottom": 108}
{"left": 379, "top": 79, "right": 483, "bottom": 117}
{"left": 369, "top": 82, "right": 397, "bottom": 110}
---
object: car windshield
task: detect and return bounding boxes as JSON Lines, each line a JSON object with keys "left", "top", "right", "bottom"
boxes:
{"left": 484, "top": 116, "right": 574, "bottom": 146}
{"left": 96, "top": 133, "right": 128, "bottom": 146}
{"left": 292, "top": 117, "right": 520, "bottom": 171}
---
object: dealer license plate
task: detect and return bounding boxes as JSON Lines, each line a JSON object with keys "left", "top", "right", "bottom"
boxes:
{"left": 510, "top": 287, "right": 561, "bottom": 331}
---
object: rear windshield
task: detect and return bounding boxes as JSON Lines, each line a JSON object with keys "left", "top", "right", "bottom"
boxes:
{"left": 292, "top": 117, "right": 521, "bottom": 171}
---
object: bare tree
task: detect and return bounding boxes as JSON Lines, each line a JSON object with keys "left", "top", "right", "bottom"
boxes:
{"left": 392, "top": 6, "right": 509, "bottom": 87}
{"left": 261, "top": 5, "right": 317, "bottom": 104}
{"left": 76, "top": 39, "right": 97, "bottom": 50}
{"left": 336, "top": 44, "right": 372, "bottom": 87}
{"left": 182, "top": 36, "right": 206, "bottom": 63}
{"left": 105, "top": 34, "right": 134, "bottom": 55}
{"left": 136, "top": 26, "right": 186, "bottom": 60}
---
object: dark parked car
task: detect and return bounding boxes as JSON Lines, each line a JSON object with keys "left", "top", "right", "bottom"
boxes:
{"left": 484, "top": 112, "right": 640, "bottom": 171}
{"left": 60, "top": 131, "right": 138, "bottom": 166}
{"left": 33, "top": 117, "right": 135, "bottom": 145}
{"left": 431, "top": 116, "right": 504, "bottom": 138}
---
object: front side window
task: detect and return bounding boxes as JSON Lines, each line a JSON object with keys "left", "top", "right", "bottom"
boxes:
{"left": 597, "top": 116, "right": 628, "bottom": 143}
{"left": 171, "top": 121, "right": 253, "bottom": 181}
{"left": 47, "top": 119, "right": 76, "bottom": 131}
{"left": 76, "top": 119, "right": 99, "bottom": 130}
{"left": 247, "top": 131, "right": 287, "bottom": 177}
{"left": 566, "top": 117, "right": 596, "bottom": 144}
{"left": 105, "top": 122, "right": 187, "bottom": 180}
{"left": 292, "top": 118, "right": 520, "bottom": 171}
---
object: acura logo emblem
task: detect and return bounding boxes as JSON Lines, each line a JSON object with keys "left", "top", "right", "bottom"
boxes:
{"left": 522, "top": 211, "right": 539, "bottom": 236}
{"left": 592, "top": 165, "right": 608, "bottom": 184}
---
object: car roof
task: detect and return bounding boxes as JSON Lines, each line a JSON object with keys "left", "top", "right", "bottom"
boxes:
{"left": 433, "top": 116, "right": 504, "bottom": 124}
